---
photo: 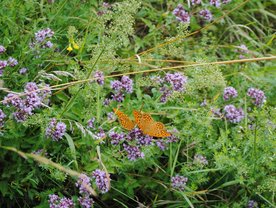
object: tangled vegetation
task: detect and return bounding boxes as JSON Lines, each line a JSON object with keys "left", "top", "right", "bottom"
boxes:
{"left": 0, "top": 0, "right": 275, "bottom": 207}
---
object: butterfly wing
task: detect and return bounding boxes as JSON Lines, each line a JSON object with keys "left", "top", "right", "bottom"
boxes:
{"left": 113, "top": 108, "right": 135, "bottom": 130}
{"left": 151, "top": 122, "right": 171, "bottom": 138}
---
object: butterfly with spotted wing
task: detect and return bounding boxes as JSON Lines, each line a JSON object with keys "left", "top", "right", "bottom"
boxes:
{"left": 113, "top": 108, "right": 171, "bottom": 138}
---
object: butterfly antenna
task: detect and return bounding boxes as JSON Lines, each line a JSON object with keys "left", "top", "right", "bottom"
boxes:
{"left": 139, "top": 103, "right": 144, "bottom": 112}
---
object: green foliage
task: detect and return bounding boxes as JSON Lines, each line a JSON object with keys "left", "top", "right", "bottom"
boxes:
{"left": 0, "top": 0, "right": 275, "bottom": 207}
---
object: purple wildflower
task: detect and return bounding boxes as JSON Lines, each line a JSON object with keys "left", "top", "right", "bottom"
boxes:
{"left": 199, "top": 9, "right": 213, "bottom": 21}
{"left": 150, "top": 75, "right": 164, "bottom": 84}
{"left": 173, "top": 4, "right": 190, "bottom": 23}
{"left": 0, "top": 45, "right": 6, "bottom": 54}
{"left": 78, "top": 195, "right": 94, "bottom": 208}
{"left": 160, "top": 87, "right": 173, "bottom": 103}
{"left": 223, "top": 86, "right": 238, "bottom": 101}
{"left": 13, "top": 107, "right": 33, "bottom": 122}
{"left": 191, "top": 0, "right": 201, "bottom": 5}
{"left": 59, "top": 197, "right": 74, "bottom": 208}
{"left": 48, "top": 194, "right": 74, "bottom": 208}
{"left": 171, "top": 175, "right": 188, "bottom": 190}
{"left": 87, "top": 117, "right": 96, "bottom": 129}
{"left": 121, "top": 75, "right": 133, "bottom": 93}
{"left": 76, "top": 174, "right": 92, "bottom": 195}
{"left": 92, "top": 169, "right": 110, "bottom": 193}
{"left": 155, "top": 140, "right": 167, "bottom": 151}
{"left": 127, "top": 128, "right": 143, "bottom": 141}
{"left": 46, "top": 118, "right": 66, "bottom": 141}
{"left": 3, "top": 93, "right": 23, "bottom": 108}
{"left": 94, "top": 70, "right": 104, "bottom": 85}
{"left": 107, "top": 112, "right": 116, "bottom": 121}
{"left": 136, "top": 135, "right": 153, "bottom": 146}
{"left": 44, "top": 41, "right": 53, "bottom": 48}
{"left": 247, "top": 200, "right": 258, "bottom": 208}
{"left": 111, "top": 92, "right": 124, "bottom": 102}
{"left": 247, "top": 88, "right": 266, "bottom": 107}
{"left": 210, "top": 0, "right": 221, "bottom": 7}
{"left": 39, "top": 84, "right": 52, "bottom": 99}
{"left": 110, "top": 80, "right": 122, "bottom": 91}
{"left": 32, "top": 149, "right": 48, "bottom": 156}
{"left": 109, "top": 131, "right": 125, "bottom": 145}
{"left": 211, "top": 108, "right": 222, "bottom": 117}
{"left": 103, "top": 98, "right": 111, "bottom": 106}
{"left": 25, "top": 82, "right": 39, "bottom": 92}
{"left": 35, "top": 28, "right": 54, "bottom": 43}
{"left": 0, "top": 109, "right": 6, "bottom": 127}
{"left": 123, "top": 143, "right": 145, "bottom": 160}
{"left": 0, "top": 60, "right": 8, "bottom": 69}
{"left": 224, "top": 105, "right": 244, "bottom": 123}
{"left": 97, "top": 128, "right": 106, "bottom": 140}
{"left": 165, "top": 72, "right": 187, "bottom": 92}
{"left": 235, "top": 44, "right": 249, "bottom": 57}
{"left": 49, "top": 194, "right": 59, "bottom": 208}
{"left": 19, "top": 67, "right": 28, "bottom": 74}
{"left": 200, "top": 99, "right": 207, "bottom": 107}
{"left": 194, "top": 154, "right": 208, "bottom": 165}
{"left": 7, "top": 57, "right": 18, "bottom": 67}
{"left": 25, "top": 92, "right": 42, "bottom": 108}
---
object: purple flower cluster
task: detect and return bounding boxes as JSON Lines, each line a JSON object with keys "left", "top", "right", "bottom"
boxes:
{"left": 0, "top": 109, "right": 6, "bottom": 127}
{"left": 0, "top": 56, "right": 18, "bottom": 75}
{"left": 199, "top": 9, "right": 213, "bottom": 21}
{"left": 157, "top": 72, "right": 187, "bottom": 103}
{"left": 32, "top": 149, "right": 48, "bottom": 156}
{"left": 19, "top": 67, "right": 28, "bottom": 74}
{"left": 48, "top": 194, "right": 74, "bottom": 208}
{"left": 76, "top": 174, "right": 92, "bottom": 195}
{"left": 210, "top": 0, "right": 221, "bottom": 7}
{"left": 235, "top": 44, "right": 249, "bottom": 59}
{"left": 247, "top": 88, "right": 266, "bottom": 107}
{"left": 107, "top": 112, "right": 116, "bottom": 121}
{"left": 93, "top": 70, "right": 104, "bottom": 85}
{"left": 3, "top": 82, "right": 51, "bottom": 122}
{"left": 171, "top": 175, "right": 188, "bottom": 190}
{"left": 8, "top": 57, "right": 18, "bottom": 67}
{"left": 109, "top": 130, "right": 125, "bottom": 145}
{"left": 45, "top": 118, "right": 66, "bottom": 141}
{"left": 224, "top": 105, "right": 244, "bottom": 123}
{"left": 30, "top": 28, "right": 54, "bottom": 49}
{"left": 247, "top": 200, "right": 258, "bottom": 208}
{"left": 87, "top": 117, "right": 96, "bottom": 129}
{"left": 173, "top": 4, "right": 190, "bottom": 24}
{"left": 0, "top": 45, "right": 6, "bottom": 54}
{"left": 123, "top": 143, "right": 145, "bottom": 160}
{"left": 223, "top": 86, "right": 238, "bottom": 101}
{"left": 191, "top": 0, "right": 201, "bottom": 5}
{"left": 193, "top": 154, "right": 208, "bottom": 165}
{"left": 110, "top": 75, "right": 133, "bottom": 102}
{"left": 92, "top": 169, "right": 110, "bottom": 193}
{"left": 78, "top": 195, "right": 94, "bottom": 208}
{"left": 96, "top": 128, "right": 106, "bottom": 140}
{"left": 75, "top": 174, "right": 94, "bottom": 207}
{"left": 165, "top": 73, "right": 187, "bottom": 91}
{"left": 110, "top": 126, "right": 178, "bottom": 160}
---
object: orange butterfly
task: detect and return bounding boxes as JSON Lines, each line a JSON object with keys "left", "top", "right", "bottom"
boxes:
{"left": 113, "top": 108, "right": 171, "bottom": 138}
{"left": 113, "top": 108, "right": 136, "bottom": 130}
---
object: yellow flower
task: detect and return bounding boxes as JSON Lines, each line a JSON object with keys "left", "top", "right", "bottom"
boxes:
{"left": 67, "top": 45, "right": 73, "bottom": 52}
{"left": 73, "top": 42, "right": 80, "bottom": 50}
